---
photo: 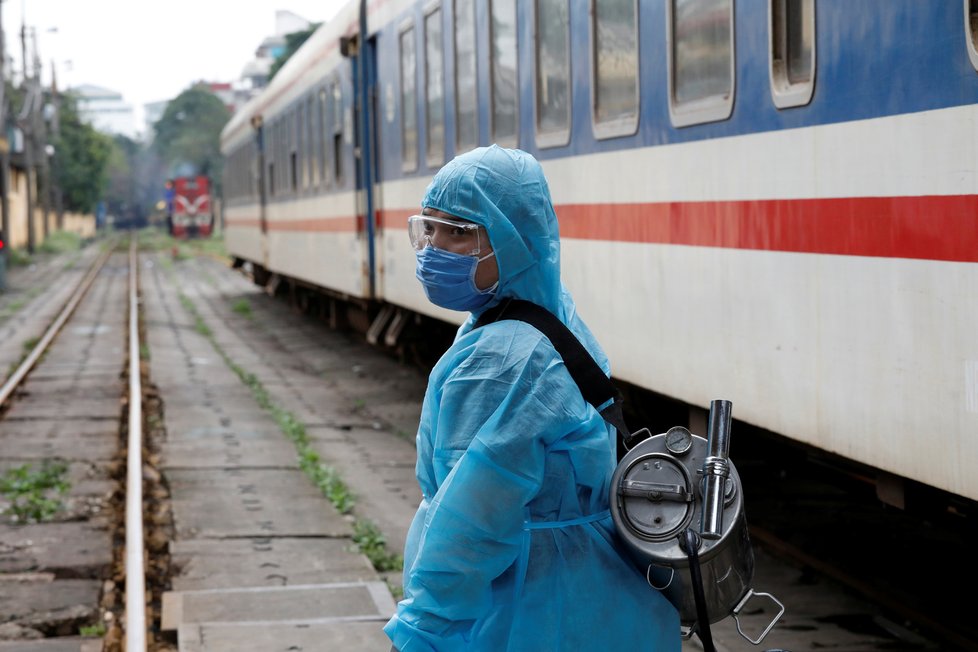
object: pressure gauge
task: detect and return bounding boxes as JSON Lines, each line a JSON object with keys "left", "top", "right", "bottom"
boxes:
{"left": 664, "top": 426, "right": 693, "bottom": 455}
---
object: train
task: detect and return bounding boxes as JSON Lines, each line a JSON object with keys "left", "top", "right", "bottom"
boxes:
{"left": 220, "top": 0, "right": 978, "bottom": 515}
{"left": 165, "top": 176, "right": 214, "bottom": 238}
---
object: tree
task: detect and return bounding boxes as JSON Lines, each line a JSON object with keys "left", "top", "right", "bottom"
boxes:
{"left": 53, "top": 94, "right": 112, "bottom": 214}
{"left": 267, "top": 25, "right": 321, "bottom": 82}
{"left": 152, "top": 85, "right": 230, "bottom": 192}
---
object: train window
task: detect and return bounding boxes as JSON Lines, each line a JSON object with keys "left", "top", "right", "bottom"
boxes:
{"left": 968, "top": 0, "right": 978, "bottom": 71}
{"left": 592, "top": 0, "right": 640, "bottom": 138}
{"left": 254, "top": 144, "right": 260, "bottom": 199}
{"left": 455, "top": 0, "right": 478, "bottom": 153}
{"left": 400, "top": 23, "right": 419, "bottom": 171}
{"left": 308, "top": 99, "right": 315, "bottom": 189}
{"left": 264, "top": 132, "right": 271, "bottom": 199}
{"left": 425, "top": 7, "right": 445, "bottom": 167}
{"left": 297, "top": 101, "right": 308, "bottom": 190}
{"left": 263, "top": 128, "right": 271, "bottom": 198}
{"left": 667, "top": 0, "right": 735, "bottom": 127}
{"left": 268, "top": 121, "right": 277, "bottom": 198}
{"left": 306, "top": 103, "right": 312, "bottom": 191}
{"left": 490, "top": 0, "right": 519, "bottom": 147}
{"left": 280, "top": 120, "right": 286, "bottom": 194}
{"left": 277, "top": 120, "right": 285, "bottom": 196}
{"left": 244, "top": 148, "right": 250, "bottom": 199}
{"left": 273, "top": 121, "right": 281, "bottom": 196}
{"left": 290, "top": 108, "right": 299, "bottom": 193}
{"left": 249, "top": 148, "right": 255, "bottom": 199}
{"left": 307, "top": 95, "right": 317, "bottom": 188}
{"left": 276, "top": 119, "right": 283, "bottom": 195}
{"left": 333, "top": 82, "right": 344, "bottom": 184}
{"left": 318, "top": 88, "right": 329, "bottom": 188}
{"left": 535, "top": 0, "right": 571, "bottom": 147}
{"left": 268, "top": 123, "right": 276, "bottom": 197}
{"left": 770, "top": 0, "right": 815, "bottom": 108}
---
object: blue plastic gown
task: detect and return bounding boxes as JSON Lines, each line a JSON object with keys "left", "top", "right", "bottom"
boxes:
{"left": 384, "top": 146, "right": 680, "bottom": 651}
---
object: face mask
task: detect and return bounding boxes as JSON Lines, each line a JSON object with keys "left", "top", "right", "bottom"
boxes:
{"left": 415, "top": 246, "right": 498, "bottom": 312}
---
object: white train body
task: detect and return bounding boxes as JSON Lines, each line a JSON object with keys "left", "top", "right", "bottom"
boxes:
{"left": 222, "top": 0, "right": 978, "bottom": 504}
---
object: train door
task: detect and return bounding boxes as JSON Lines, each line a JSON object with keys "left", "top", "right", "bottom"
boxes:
{"left": 347, "top": 0, "right": 379, "bottom": 300}
{"left": 254, "top": 118, "right": 270, "bottom": 269}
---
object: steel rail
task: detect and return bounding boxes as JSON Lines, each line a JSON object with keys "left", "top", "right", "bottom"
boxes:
{"left": 0, "top": 240, "right": 117, "bottom": 406}
{"left": 126, "top": 236, "right": 147, "bottom": 651}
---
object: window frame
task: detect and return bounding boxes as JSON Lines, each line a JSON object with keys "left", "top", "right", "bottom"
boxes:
{"left": 318, "top": 86, "right": 329, "bottom": 189}
{"left": 306, "top": 94, "right": 317, "bottom": 189}
{"left": 590, "top": 0, "right": 641, "bottom": 140}
{"left": 967, "top": 0, "right": 978, "bottom": 72}
{"left": 267, "top": 119, "right": 277, "bottom": 198}
{"left": 400, "top": 19, "right": 420, "bottom": 173}
{"left": 279, "top": 115, "right": 287, "bottom": 195}
{"left": 454, "top": 0, "right": 479, "bottom": 153}
{"left": 332, "top": 78, "right": 345, "bottom": 185}
{"left": 297, "top": 100, "right": 308, "bottom": 191}
{"left": 489, "top": 0, "right": 520, "bottom": 148}
{"left": 769, "top": 0, "right": 816, "bottom": 109}
{"left": 289, "top": 107, "right": 299, "bottom": 193}
{"left": 424, "top": 3, "right": 446, "bottom": 168}
{"left": 534, "top": 0, "right": 572, "bottom": 149}
{"left": 666, "top": 0, "right": 736, "bottom": 128}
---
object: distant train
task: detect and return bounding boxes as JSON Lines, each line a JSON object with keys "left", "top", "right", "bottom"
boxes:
{"left": 166, "top": 176, "right": 214, "bottom": 238}
{"left": 220, "top": 0, "right": 978, "bottom": 513}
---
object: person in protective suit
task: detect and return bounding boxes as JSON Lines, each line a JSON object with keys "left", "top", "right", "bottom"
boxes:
{"left": 384, "top": 145, "right": 680, "bottom": 652}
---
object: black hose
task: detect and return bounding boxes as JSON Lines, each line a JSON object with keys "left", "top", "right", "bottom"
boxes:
{"left": 683, "top": 528, "right": 716, "bottom": 652}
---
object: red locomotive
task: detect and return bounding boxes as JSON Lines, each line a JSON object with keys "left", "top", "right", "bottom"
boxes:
{"left": 165, "top": 176, "right": 213, "bottom": 238}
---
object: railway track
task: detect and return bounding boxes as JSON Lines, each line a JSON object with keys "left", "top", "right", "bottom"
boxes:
{"left": 0, "top": 236, "right": 147, "bottom": 651}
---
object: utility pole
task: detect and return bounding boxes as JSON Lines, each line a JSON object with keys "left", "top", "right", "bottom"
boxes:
{"left": 49, "top": 62, "right": 62, "bottom": 230}
{"left": 31, "top": 27, "right": 48, "bottom": 240}
{"left": 19, "top": 20, "right": 34, "bottom": 254}
{"left": 0, "top": 0, "right": 10, "bottom": 291}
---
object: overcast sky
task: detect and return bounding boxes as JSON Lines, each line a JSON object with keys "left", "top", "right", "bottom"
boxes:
{"left": 2, "top": 0, "right": 350, "bottom": 121}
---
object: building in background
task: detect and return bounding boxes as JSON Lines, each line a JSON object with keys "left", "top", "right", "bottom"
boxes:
{"left": 237, "top": 10, "right": 313, "bottom": 95}
{"left": 208, "top": 82, "right": 237, "bottom": 114}
{"left": 73, "top": 84, "right": 139, "bottom": 139}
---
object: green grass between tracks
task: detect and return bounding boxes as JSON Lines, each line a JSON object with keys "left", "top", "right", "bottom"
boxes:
{"left": 172, "top": 285, "right": 404, "bottom": 579}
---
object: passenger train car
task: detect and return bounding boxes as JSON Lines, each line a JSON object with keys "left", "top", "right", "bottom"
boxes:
{"left": 221, "top": 1, "right": 978, "bottom": 512}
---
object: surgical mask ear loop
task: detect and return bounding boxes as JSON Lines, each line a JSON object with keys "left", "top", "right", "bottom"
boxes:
{"left": 473, "top": 251, "right": 498, "bottom": 295}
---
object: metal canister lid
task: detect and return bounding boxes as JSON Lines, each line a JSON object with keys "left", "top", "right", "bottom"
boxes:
{"left": 616, "top": 453, "right": 694, "bottom": 540}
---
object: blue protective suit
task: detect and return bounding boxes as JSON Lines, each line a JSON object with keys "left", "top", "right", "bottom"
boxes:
{"left": 384, "top": 146, "right": 680, "bottom": 651}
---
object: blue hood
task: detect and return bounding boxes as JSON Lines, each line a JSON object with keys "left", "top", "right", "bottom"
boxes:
{"left": 422, "top": 145, "right": 569, "bottom": 326}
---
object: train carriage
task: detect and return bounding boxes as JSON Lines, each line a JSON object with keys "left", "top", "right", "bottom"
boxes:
{"left": 221, "top": 0, "right": 978, "bottom": 511}
{"left": 222, "top": 6, "right": 366, "bottom": 300}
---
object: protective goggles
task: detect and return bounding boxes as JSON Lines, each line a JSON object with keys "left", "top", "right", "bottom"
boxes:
{"left": 408, "top": 215, "right": 486, "bottom": 256}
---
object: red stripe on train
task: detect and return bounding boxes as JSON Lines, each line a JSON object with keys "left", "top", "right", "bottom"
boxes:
{"left": 235, "top": 195, "right": 978, "bottom": 263}
{"left": 556, "top": 195, "right": 978, "bottom": 262}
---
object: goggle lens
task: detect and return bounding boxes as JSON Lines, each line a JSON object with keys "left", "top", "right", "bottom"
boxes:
{"left": 408, "top": 215, "right": 484, "bottom": 256}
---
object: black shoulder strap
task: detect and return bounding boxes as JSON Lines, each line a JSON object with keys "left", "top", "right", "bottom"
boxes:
{"left": 474, "top": 298, "right": 643, "bottom": 453}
